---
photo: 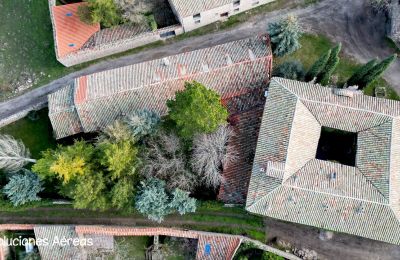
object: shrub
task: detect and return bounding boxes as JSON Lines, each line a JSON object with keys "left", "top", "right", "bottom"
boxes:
{"left": 135, "top": 178, "right": 197, "bottom": 222}
{"left": 147, "top": 14, "right": 157, "bottom": 31}
{"left": 167, "top": 81, "right": 228, "bottom": 140}
{"left": 268, "top": 15, "right": 302, "bottom": 57}
{"left": 273, "top": 60, "right": 305, "bottom": 80}
{"left": 3, "top": 170, "right": 43, "bottom": 206}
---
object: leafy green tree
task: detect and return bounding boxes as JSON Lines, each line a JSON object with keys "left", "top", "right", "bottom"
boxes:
{"left": 305, "top": 49, "right": 331, "bottom": 82}
{"left": 135, "top": 178, "right": 171, "bottom": 222}
{"left": 78, "top": 0, "right": 122, "bottom": 28}
{"left": 169, "top": 189, "right": 196, "bottom": 215}
{"left": 268, "top": 15, "right": 302, "bottom": 57}
{"left": 167, "top": 81, "right": 228, "bottom": 139}
{"left": 98, "top": 138, "right": 138, "bottom": 180}
{"left": 0, "top": 135, "right": 36, "bottom": 173}
{"left": 124, "top": 109, "right": 161, "bottom": 139}
{"left": 71, "top": 172, "right": 108, "bottom": 210}
{"left": 318, "top": 43, "right": 342, "bottom": 85}
{"left": 99, "top": 120, "right": 134, "bottom": 143}
{"left": 273, "top": 60, "right": 305, "bottom": 80}
{"left": 3, "top": 170, "right": 43, "bottom": 206}
{"left": 347, "top": 59, "right": 378, "bottom": 87}
{"left": 33, "top": 141, "right": 95, "bottom": 184}
{"left": 110, "top": 178, "right": 135, "bottom": 210}
{"left": 358, "top": 54, "right": 397, "bottom": 89}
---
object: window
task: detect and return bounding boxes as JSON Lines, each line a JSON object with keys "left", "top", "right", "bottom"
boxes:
{"left": 195, "top": 20, "right": 201, "bottom": 24}
{"left": 315, "top": 127, "right": 357, "bottom": 167}
{"left": 220, "top": 12, "right": 229, "bottom": 18}
{"left": 252, "top": 0, "right": 259, "bottom": 6}
{"left": 193, "top": 13, "right": 201, "bottom": 20}
{"left": 234, "top": 8, "right": 240, "bottom": 12}
{"left": 233, "top": 0, "right": 240, "bottom": 7}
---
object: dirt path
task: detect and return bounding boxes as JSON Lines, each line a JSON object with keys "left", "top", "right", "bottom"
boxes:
{"left": 265, "top": 218, "right": 400, "bottom": 260}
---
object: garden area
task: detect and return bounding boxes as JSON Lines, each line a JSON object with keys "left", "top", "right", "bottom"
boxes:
{"left": 0, "top": 81, "right": 266, "bottom": 244}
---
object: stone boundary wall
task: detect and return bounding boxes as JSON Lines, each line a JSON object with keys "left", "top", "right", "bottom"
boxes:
{"left": 48, "top": 0, "right": 183, "bottom": 67}
{"left": 0, "top": 100, "right": 47, "bottom": 128}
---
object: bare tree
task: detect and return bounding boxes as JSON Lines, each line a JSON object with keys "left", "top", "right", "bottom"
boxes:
{"left": 0, "top": 135, "right": 36, "bottom": 173}
{"left": 191, "top": 125, "right": 237, "bottom": 189}
{"left": 141, "top": 131, "right": 197, "bottom": 192}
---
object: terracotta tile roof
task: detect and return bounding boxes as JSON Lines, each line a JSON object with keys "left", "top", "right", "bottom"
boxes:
{"left": 34, "top": 225, "right": 82, "bottom": 260}
{"left": 196, "top": 234, "right": 241, "bottom": 260}
{"left": 218, "top": 90, "right": 266, "bottom": 204}
{"left": 52, "top": 3, "right": 100, "bottom": 58}
{"left": 48, "top": 36, "right": 272, "bottom": 139}
{"left": 246, "top": 77, "right": 400, "bottom": 245}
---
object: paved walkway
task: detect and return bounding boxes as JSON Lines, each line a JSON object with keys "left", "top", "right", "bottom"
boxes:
{"left": 0, "top": 0, "right": 398, "bottom": 121}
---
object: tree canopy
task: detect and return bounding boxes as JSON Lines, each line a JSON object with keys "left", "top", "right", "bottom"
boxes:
{"left": 305, "top": 49, "right": 331, "bottom": 82}
{"left": 317, "top": 43, "right": 342, "bottom": 86}
{"left": 268, "top": 15, "right": 302, "bottom": 57}
{"left": 78, "top": 0, "right": 122, "bottom": 28}
{"left": 3, "top": 170, "right": 43, "bottom": 206}
{"left": 167, "top": 81, "right": 228, "bottom": 139}
{"left": 0, "top": 135, "right": 35, "bottom": 173}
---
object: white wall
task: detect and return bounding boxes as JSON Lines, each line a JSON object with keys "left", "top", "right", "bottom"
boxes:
{"left": 180, "top": 0, "right": 275, "bottom": 32}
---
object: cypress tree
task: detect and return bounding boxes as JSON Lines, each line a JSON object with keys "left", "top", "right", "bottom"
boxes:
{"left": 318, "top": 43, "right": 342, "bottom": 86}
{"left": 305, "top": 49, "right": 331, "bottom": 82}
{"left": 346, "top": 59, "right": 378, "bottom": 87}
{"left": 358, "top": 54, "right": 397, "bottom": 89}
{"left": 268, "top": 15, "right": 302, "bottom": 57}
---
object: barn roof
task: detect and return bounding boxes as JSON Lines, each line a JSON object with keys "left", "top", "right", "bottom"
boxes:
{"left": 52, "top": 3, "right": 100, "bottom": 58}
{"left": 246, "top": 77, "right": 400, "bottom": 245}
{"left": 48, "top": 36, "right": 272, "bottom": 139}
{"left": 34, "top": 225, "right": 82, "bottom": 260}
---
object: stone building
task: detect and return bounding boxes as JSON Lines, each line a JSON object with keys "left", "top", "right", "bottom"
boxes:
{"left": 168, "top": 0, "right": 276, "bottom": 32}
{"left": 48, "top": 36, "right": 273, "bottom": 139}
{"left": 246, "top": 77, "right": 400, "bottom": 245}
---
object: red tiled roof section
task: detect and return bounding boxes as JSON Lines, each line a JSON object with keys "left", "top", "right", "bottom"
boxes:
{"left": 196, "top": 234, "right": 241, "bottom": 260}
{"left": 219, "top": 90, "right": 266, "bottom": 204}
{"left": 52, "top": 3, "right": 100, "bottom": 58}
{"left": 75, "top": 75, "right": 88, "bottom": 104}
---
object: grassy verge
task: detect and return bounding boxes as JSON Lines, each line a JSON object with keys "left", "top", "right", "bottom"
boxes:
{"left": 275, "top": 33, "right": 399, "bottom": 100}
{"left": 0, "top": 200, "right": 266, "bottom": 242}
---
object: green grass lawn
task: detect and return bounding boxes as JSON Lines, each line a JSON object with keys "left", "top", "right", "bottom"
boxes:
{"left": 0, "top": 109, "right": 56, "bottom": 158}
{"left": 275, "top": 33, "right": 400, "bottom": 100}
